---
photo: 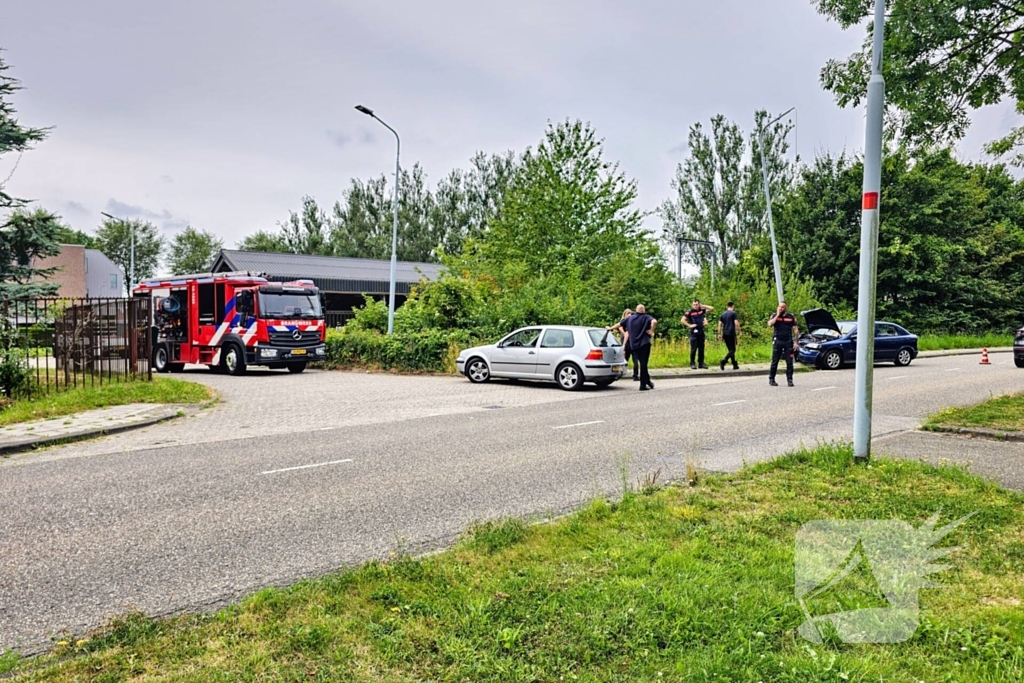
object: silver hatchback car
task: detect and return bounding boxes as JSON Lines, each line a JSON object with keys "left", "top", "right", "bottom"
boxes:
{"left": 456, "top": 325, "right": 627, "bottom": 390}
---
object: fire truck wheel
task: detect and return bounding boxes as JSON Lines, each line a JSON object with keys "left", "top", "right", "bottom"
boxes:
{"left": 153, "top": 345, "right": 170, "bottom": 373}
{"left": 223, "top": 343, "right": 247, "bottom": 375}
{"left": 288, "top": 362, "right": 307, "bottom": 374}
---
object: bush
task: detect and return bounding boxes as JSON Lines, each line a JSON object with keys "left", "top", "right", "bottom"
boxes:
{"left": 0, "top": 347, "right": 32, "bottom": 401}
{"left": 345, "top": 296, "right": 390, "bottom": 333}
{"left": 325, "top": 327, "right": 470, "bottom": 373}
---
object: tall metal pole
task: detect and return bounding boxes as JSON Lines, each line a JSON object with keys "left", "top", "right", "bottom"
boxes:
{"left": 853, "top": 0, "right": 887, "bottom": 463}
{"left": 130, "top": 225, "right": 135, "bottom": 293}
{"left": 757, "top": 107, "right": 794, "bottom": 305}
{"left": 355, "top": 105, "right": 401, "bottom": 335}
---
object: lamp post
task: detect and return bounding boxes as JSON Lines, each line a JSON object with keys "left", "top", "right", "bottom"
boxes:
{"left": 355, "top": 104, "right": 401, "bottom": 335}
{"left": 757, "top": 107, "right": 795, "bottom": 304}
{"left": 853, "top": 0, "right": 887, "bottom": 464}
{"left": 676, "top": 238, "right": 716, "bottom": 292}
{"left": 101, "top": 212, "right": 134, "bottom": 294}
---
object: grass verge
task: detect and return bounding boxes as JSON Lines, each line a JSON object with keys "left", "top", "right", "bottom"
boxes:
{"left": 6, "top": 444, "right": 1023, "bottom": 681}
{"left": 916, "top": 333, "right": 1014, "bottom": 352}
{"left": 925, "top": 392, "right": 1024, "bottom": 433}
{"left": 0, "top": 377, "right": 214, "bottom": 427}
{"left": 648, "top": 338, "right": 774, "bottom": 368}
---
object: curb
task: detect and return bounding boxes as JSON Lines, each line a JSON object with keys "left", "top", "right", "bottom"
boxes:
{"left": 921, "top": 424, "right": 1024, "bottom": 443}
{"left": 648, "top": 366, "right": 812, "bottom": 380}
{"left": 918, "top": 347, "right": 1013, "bottom": 358}
{"left": 0, "top": 408, "right": 190, "bottom": 456}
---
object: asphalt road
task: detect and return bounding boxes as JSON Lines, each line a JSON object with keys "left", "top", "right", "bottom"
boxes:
{"left": 1, "top": 354, "right": 1021, "bottom": 652}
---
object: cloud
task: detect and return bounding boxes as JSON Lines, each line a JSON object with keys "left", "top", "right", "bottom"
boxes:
{"left": 104, "top": 198, "right": 175, "bottom": 222}
{"left": 327, "top": 130, "right": 352, "bottom": 147}
{"left": 667, "top": 142, "right": 688, "bottom": 156}
{"left": 61, "top": 200, "right": 90, "bottom": 216}
{"left": 160, "top": 175, "right": 174, "bottom": 184}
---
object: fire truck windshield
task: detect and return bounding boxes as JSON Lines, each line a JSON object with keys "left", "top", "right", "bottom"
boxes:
{"left": 258, "top": 292, "right": 322, "bottom": 319}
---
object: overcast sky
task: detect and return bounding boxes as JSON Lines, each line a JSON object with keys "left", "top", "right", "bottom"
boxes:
{"left": 1, "top": 0, "right": 1018, "bottom": 251}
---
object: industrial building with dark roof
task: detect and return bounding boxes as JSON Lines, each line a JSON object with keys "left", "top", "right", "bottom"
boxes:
{"left": 210, "top": 250, "right": 444, "bottom": 325}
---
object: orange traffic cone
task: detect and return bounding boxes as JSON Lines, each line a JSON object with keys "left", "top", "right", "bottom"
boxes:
{"left": 980, "top": 348, "right": 991, "bottom": 365}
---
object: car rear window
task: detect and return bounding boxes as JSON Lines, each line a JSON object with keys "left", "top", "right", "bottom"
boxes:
{"left": 589, "top": 329, "right": 621, "bottom": 347}
{"left": 541, "top": 329, "right": 576, "bottom": 348}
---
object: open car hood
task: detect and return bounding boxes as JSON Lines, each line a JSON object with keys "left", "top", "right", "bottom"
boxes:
{"left": 801, "top": 308, "right": 841, "bottom": 334}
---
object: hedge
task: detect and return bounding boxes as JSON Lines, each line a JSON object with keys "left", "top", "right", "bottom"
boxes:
{"left": 324, "top": 328, "right": 471, "bottom": 373}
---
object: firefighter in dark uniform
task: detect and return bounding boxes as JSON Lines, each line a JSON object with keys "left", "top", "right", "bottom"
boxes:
{"left": 682, "top": 299, "right": 714, "bottom": 369}
{"left": 768, "top": 301, "right": 799, "bottom": 387}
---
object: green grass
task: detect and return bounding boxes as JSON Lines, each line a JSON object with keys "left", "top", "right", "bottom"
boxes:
{"left": 0, "top": 377, "right": 214, "bottom": 427}
{"left": 645, "top": 333, "right": 1014, "bottom": 370}
{"left": 916, "top": 333, "right": 1014, "bottom": 352}
{"left": 7, "top": 444, "right": 1023, "bottom": 681}
{"left": 648, "top": 337, "right": 774, "bottom": 368}
{"left": 925, "top": 392, "right": 1024, "bottom": 433}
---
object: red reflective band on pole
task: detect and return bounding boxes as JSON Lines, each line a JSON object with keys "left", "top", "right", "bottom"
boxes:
{"left": 862, "top": 192, "right": 879, "bottom": 210}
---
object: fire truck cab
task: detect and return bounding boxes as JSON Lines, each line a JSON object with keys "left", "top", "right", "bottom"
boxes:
{"left": 133, "top": 271, "right": 327, "bottom": 375}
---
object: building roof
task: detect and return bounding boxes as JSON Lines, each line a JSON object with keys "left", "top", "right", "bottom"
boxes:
{"left": 210, "top": 250, "right": 445, "bottom": 295}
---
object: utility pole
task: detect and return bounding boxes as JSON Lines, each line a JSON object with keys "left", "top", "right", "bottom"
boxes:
{"left": 757, "top": 107, "right": 795, "bottom": 304}
{"left": 853, "top": 0, "right": 887, "bottom": 464}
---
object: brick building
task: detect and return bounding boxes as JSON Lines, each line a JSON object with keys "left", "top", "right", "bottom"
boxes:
{"left": 32, "top": 245, "right": 124, "bottom": 298}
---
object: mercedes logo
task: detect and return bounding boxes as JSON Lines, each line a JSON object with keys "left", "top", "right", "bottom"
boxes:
{"left": 291, "top": 329, "right": 303, "bottom": 341}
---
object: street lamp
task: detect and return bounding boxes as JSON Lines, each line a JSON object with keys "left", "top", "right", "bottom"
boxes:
{"left": 676, "top": 238, "right": 716, "bottom": 292}
{"left": 101, "top": 212, "right": 134, "bottom": 294}
{"left": 853, "top": 0, "right": 887, "bottom": 463}
{"left": 756, "top": 107, "right": 795, "bottom": 304}
{"left": 355, "top": 104, "right": 401, "bottom": 335}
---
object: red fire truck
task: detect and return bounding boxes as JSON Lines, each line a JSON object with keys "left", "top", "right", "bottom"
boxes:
{"left": 133, "top": 271, "right": 326, "bottom": 375}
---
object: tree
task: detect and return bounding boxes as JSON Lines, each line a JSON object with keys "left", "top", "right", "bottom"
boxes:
{"left": 660, "top": 111, "right": 794, "bottom": 272}
{"left": 54, "top": 225, "right": 99, "bottom": 249}
{"left": 431, "top": 151, "right": 520, "bottom": 255}
{"left": 0, "top": 209, "right": 63, "bottom": 297}
{"left": 281, "top": 196, "right": 332, "bottom": 256}
{"left": 95, "top": 217, "right": 164, "bottom": 290}
{"left": 815, "top": 0, "right": 1024, "bottom": 163}
{"left": 770, "top": 147, "right": 1024, "bottom": 331}
{"left": 237, "top": 230, "right": 289, "bottom": 253}
{"left": 446, "top": 119, "right": 683, "bottom": 330}
{"left": 1, "top": 54, "right": 47, "bottom": 215}
{"left": 167, "top": 226, "right": 223, "bottom": 274}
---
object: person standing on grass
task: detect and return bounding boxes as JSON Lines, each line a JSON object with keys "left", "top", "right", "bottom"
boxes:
{"left": 682, "top": 299, "right": 714, "bottom": 370}
{"left": 718, "top": 301, "right": 741, "bottom": 371}
{"left": 606, "top": 308, "right": 639, "bottom": 381}
{"left": 625, "top": 304, "right": 657, "bottom": 391}
{"left": 768, "top": 301, "right": 799, "bottom": 387}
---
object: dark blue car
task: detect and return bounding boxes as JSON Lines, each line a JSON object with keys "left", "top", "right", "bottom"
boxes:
{"left": 1015, "top": 325, "right": 1024, "bottom": 368}
{"left": 796, "top": 309, "right": 918, "bottom": 370}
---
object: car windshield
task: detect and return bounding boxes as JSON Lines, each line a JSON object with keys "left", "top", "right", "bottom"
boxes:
{"left": 258, "top": 293, "right": 322, "bottom": 319}
{"left": 810, "top": 328, "right": 841, "bottom": 340}
{"left": 589, "top": 329, "right": 621, "bottom": 347}
{"left": 838, "top": 322, "right": 856, "bottom": 335}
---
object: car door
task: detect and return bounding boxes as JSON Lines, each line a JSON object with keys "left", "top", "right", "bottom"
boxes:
{"left": 535, "top": 328, "right": 577, "bottom": 379}
{"left": 489, "top": 328, "right": 541, "bottom": 377}
{"left": 874, "top": 323, "right": 899, "bottom": 361}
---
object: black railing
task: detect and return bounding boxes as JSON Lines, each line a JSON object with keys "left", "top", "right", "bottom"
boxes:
{"left": 325, "top": 311, "right": 354, "bottom": 328}
{"left": 1, "top": 297, "right": 152, "bottom": 398}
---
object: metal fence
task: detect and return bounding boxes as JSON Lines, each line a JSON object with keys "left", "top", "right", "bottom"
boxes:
{"left": 325, "top": 311, "right": 355, "bottom": 328}
{"left": 1, "top": 297, "right": 152, "bottom": 398}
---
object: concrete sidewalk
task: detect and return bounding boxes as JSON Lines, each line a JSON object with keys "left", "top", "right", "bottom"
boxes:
{"left": 0, "top": 404, "right": 191, "bottom": 456}
{"left": 877, "top": 429, "right": 1024, "bottom": 492}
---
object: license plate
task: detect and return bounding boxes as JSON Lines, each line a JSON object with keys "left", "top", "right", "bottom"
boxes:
{"left": 612, "top": 365, "right": 624, "bottom": 372}
{"left": 291, "top": 349, "right": 307, "bottom": 355}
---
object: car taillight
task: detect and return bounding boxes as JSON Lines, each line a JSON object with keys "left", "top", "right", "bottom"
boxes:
{"left": 585, "top": 349, "right": 604, "bottom": 360}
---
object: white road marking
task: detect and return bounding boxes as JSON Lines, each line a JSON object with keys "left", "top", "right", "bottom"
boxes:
{"left": 319, "top": 427, "right": 337, "bottom": 431}
{"left": 552, "top": 420, "right": 605, "bottom": 430}
{"left": 887, "top": 375, "right": 908, "bottom": 381}
{"left": 261, "top": 459, "right": 353, "bottom": 475}
{"left": 813, "top": 386, "right": 837, "bottom": 392}
{"left": 713, "top": 400, "right": 747, "bottom": 406}
{"left": 945, "top": 368, "right": 961, "bottom": 372}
